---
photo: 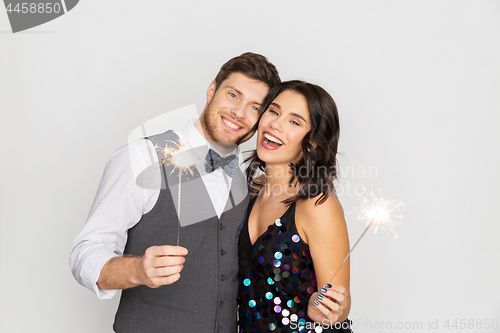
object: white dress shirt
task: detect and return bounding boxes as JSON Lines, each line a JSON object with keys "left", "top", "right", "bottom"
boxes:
{"left": 70, "top": 118, "right": 239, "bottom": 299}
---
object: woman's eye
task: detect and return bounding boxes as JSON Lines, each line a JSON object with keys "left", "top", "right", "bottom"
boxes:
{"left": 291, "top": 120, "right": 300, "bottom": 126}
{"left": 269, "top": 109, "right": 279, "bottom": 115}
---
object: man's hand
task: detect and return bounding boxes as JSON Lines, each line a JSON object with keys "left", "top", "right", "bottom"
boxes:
{"left": 135, "top": 245, "right": 188, "bottom": 288}
{"left": 97, "top": 245, "right": 188, "bottom": 290}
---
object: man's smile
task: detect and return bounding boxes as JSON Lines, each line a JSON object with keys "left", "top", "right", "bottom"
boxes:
{"left": 221, "top": 115, "right": 244, "bottom": 131}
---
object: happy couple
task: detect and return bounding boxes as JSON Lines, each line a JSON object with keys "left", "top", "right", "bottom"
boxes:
{"left": 70, "top": 52, "right": 353, "bottom": 333}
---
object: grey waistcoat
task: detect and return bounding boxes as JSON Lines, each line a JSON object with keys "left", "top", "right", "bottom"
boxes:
{"left": 113, "top": 130, "right": 250, "bottom": 333}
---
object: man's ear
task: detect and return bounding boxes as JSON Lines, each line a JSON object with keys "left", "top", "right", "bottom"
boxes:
{"left": 207, "top": 80, "right": 217, "bottom": 104}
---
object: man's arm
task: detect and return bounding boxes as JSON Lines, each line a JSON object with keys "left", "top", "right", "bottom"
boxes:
{"left": 97, "top": 246, "right": 187, "bottom": 290}
{"left": 70, "top": 139, "right": 185, "bottom": 297}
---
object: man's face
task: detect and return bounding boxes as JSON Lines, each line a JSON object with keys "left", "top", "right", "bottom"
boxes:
{"left": 201, "top": 72, "right": 269, "bottom": 147}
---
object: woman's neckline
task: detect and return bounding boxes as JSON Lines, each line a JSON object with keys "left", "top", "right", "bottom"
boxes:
{"left": 247, "top": 194, "right": 295, "bottom": 247}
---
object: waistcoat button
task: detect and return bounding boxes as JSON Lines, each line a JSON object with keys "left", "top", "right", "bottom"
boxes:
{"left": 221, "top": 274, "right": 226, "bottom": 281}
{"left": 220, "top": 249, "right": 226, "bottom": 256}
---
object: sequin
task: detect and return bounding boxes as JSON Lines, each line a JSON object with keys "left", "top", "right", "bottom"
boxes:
{"left": 315, "top": 326, "right": 323, "bottom": 332}
{"left": 238, "top": 200, "right": 349, "bottom": 333}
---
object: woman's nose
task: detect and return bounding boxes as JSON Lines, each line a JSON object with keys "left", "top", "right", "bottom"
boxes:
{"left": 269, "top": 118, "right": 283, "bottom": 132}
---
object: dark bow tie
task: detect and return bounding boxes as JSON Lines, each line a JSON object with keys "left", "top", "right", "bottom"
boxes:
{"left": 205, "top": 149, "right": 238, "bottom": 177}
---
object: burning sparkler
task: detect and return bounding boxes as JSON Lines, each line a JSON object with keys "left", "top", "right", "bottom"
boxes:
{"left": 155, "top": 140, "right": 198, "bottom": 246}
{"left": 329, "top": 190, "right": 403, "bottom": 283}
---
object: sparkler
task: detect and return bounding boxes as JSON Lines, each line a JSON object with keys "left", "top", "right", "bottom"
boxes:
{"left": 155, "top": 140, "right": 198, "bottom": 246}
{"left": 328, "top": 190, "right": 403, "bottom": 284}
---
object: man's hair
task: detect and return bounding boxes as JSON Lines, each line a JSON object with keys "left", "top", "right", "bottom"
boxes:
{"left": 214, "top": 52, "right": 281, "bottom": 91}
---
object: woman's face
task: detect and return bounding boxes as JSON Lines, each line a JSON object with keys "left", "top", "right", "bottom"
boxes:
{"left": 256, "top": 89, "right": 311, "bottom": 166}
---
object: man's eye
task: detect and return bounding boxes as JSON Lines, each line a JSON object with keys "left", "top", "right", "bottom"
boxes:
{"left": 251, "top": 106, "right": 260, "bottom": 112}
{"left": 229, "top": 93, "right": 237, "bottom": 99}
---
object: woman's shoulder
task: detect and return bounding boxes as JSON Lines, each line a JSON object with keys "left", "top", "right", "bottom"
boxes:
{"left": 297, "top": 191, "right": 344, "bottom": 218}
{"left": 295, "top": 192, "right": 346, "bottom": 241}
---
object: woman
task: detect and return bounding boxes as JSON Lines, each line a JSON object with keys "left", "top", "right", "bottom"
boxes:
{"left": 237, "top": 81, "right": 353, "bottom": 333}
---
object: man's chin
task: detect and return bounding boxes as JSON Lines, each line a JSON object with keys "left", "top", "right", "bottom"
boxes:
{"left": 211, "top": 132, "right": 247, "bottom": 150}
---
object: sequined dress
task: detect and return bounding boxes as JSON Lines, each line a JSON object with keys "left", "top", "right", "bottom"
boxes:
{"left": 238, "top": 196, "right": 353, "bottom": 333}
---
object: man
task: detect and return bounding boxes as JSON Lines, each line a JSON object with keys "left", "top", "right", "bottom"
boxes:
{"left": 70, "top": 52, "right": 280, "bottom": 333}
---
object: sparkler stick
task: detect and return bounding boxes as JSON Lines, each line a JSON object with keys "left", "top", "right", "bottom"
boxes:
{"left": 328, "top": 191, "right": 403, "bottom": 284}
{"left": 155, "top": 140, "right": 197, "bottom": 246}
{"left": 328, "top": 217, "right": 375, "bottom": 284}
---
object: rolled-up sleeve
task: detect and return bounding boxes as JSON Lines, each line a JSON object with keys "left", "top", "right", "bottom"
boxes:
{"left": 69, "top": 139, "right": 160, "bottom": 299}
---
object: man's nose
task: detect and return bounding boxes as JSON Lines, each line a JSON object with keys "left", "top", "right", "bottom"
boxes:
{"left": 230, "top": 103, "right": 247, "bottom": 120}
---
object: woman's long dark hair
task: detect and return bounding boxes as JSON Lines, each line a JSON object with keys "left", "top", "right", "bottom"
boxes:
{"left": 239, "top": 80, "right": 340, "bottom": 206}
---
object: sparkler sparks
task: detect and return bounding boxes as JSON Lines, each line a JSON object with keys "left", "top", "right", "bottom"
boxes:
{"left": 354, "top": 190, "right": 403, "bottom": 239}
{"left": 328, "top": 190, "right": 403, "bottom": 284}
{"left": 155, "top": 140, "right": 197, "bottom": 178}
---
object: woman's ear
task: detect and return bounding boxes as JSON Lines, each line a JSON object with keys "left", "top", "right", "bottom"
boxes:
{"left": 309, "top": 141, "right": 317, "bottom": 150}
{"left": 206, "top": 80, "right": 216, "bottom": 104}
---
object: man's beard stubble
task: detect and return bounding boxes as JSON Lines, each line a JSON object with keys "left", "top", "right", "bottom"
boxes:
{"left": 201, "top": 102, "right": 247, "bottom": 151}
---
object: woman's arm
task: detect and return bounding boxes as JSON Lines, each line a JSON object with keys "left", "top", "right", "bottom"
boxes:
{"left": 296, "top": 193, "right": 351, "bottom": 324}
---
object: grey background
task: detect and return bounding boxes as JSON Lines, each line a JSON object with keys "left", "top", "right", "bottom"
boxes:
{"left": 1, "top": 1, "right": 499, "bottom": 332}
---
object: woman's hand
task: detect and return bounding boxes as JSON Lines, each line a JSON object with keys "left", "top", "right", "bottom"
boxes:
{"left": 307, "top": 283, "right": 348, "bottom": 325}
